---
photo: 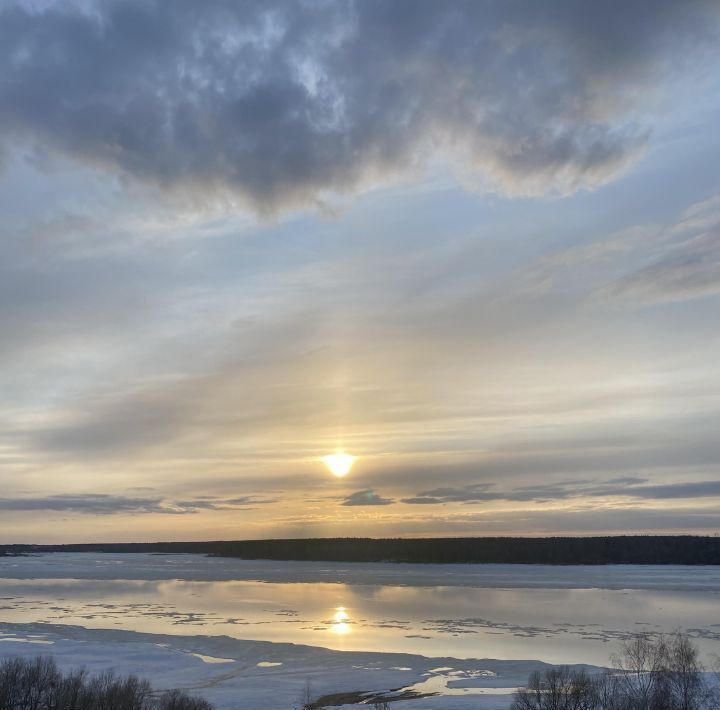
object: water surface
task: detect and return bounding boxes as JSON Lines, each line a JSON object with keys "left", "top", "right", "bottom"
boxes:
{"left": 1, "top": 553, "right": 718, "bottom": 666}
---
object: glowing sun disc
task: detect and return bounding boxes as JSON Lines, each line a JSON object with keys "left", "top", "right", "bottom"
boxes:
{"left": 322, "top": 451, "right": 356, "bottom": 477}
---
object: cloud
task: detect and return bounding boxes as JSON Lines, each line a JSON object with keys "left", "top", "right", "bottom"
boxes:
{"left": 401, "top": 478, "right": 720, "bottom": 505}
{"left": 401, "top": 497, "right": 448, "bottom": 506}
{"left": 342, "top": 489, "right": 393, "bottom": 506}
{"left": 389, "top": 506, "right": 720, "bottom": 536}
{"left": 0, "top": 494, "right": 171, "bottom": 515}
{"left": 171, "top": 495, "right": 278, "bottom": 511}
{"left": 482, "top": 189, "right": 720, "bottom": 311}
{"left": 599, "top": 229, "right": 720, "bottom": 305}
{"left": 401, "top": 483, "right": 559, "bottom": 505}
{"left": 622, "top": 480, "right": 720, "bottom": 500}
{"left": 0, "top": 0, "right": 717, "bottom": 211}
{"left": 223, "top": 496, "right": 277, "bottom": 506}
{"left": 605, "top": 476, "right": 647, "bottom": 485}
{"left": 0, "top": 493, "right": 276, "bottom": 515}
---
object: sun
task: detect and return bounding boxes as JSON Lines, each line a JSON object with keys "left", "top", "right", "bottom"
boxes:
{"left": 322, "top": 450, "right": 356, "bottom": 478}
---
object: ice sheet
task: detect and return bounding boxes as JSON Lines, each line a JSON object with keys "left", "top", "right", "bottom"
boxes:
{"left": 2, "top": 553, "right": 720, "bottom": 590}
{"left": 0, "top": 622, "right": 571, "bottom": 710}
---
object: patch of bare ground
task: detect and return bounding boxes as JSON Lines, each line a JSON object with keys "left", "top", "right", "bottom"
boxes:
{"left": 310, "top": 688, "right": 437, "bottom": 707}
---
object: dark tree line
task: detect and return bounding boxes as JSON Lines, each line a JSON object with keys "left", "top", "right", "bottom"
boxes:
{"left": 3, "top": 536, "right": 720, "bottom": 565}
{"left": 0, "top": 657, "right": 212, "bottom": 710}
{"left": 512, "top": 632, "right": 719, "bottom": 710}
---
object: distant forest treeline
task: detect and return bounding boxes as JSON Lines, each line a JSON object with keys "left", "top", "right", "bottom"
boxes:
{"left": 1, "top": 535, "right": 719, "bottom": 564}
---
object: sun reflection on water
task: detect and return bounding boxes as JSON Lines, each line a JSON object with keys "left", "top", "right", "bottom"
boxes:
{"left": 331, "top": 606, "right": 351, "bottom": 634}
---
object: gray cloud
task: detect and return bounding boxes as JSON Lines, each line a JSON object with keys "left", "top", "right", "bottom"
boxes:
{"left": 605, "top": 476, "right": 647, "bottom": 485}
{"left": 342, "top": 489, "right": 393, "bottom": 506}
{"left": 0, "top": 494, "right": 172, "bottom": 515}
{"left": 1, "top": 0, "right": 717, "bottom": 211}
{"left": 0, "top": 493, "right": 275, "bottom": 515}
{"left": 223, "top": 496, "right": 278, "bottom": 506}
{"left": 172, "top": 495, "right": 278, "bottom": 511}
{"left": 621, "top": 480, "right": 720, "bottom": 500}
{"left": 390, "top": 506, "right": 720, "bottom": 536}
{"left": 402, "top": 478, "right": 720, "bottom": 505}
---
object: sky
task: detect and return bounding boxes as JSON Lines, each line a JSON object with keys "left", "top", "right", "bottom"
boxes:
{"left": 1, "top": 0, "right": 720, "bottom": 542}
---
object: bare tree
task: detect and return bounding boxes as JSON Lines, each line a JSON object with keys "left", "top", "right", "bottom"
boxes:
{"left": 53, "top": 668, "right": 89, "bottom": 710}
{"left": 512, "top": 633, "right": 714, "bottom": 710}
{"left": 0, "top": 656, "right": 213, "bottom": 710}
{"left": 512, "top": 666, "right": 601, "bottom": 710}
{"left": 612, "top": 633, "right": 670, "bottom": 710}
{"left": 156, "top": 689, "right": 214, "bottom": 710}
{"left": 664, "top": 631, "right": 705, "bottom": 710}
{"left": 296, "top": 678, "right": 314, "bottom": 710}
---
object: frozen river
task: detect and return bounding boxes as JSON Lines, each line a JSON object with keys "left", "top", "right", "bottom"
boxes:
{"left": 0, "top": 554, "right": 718, "bottom": 709}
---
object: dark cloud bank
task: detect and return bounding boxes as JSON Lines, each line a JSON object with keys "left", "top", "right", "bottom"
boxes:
{"left": 342, "top": 489, "right": 393, "bottom": 506}
{"left": 402, "top": 478, "right": 720, "bottom": 505}
{"left": 1, "top": 0, "right": 718, "bottom": 211}
{"left": 320, "top": 477, "right": 720, "bottom": 511}
{"left": 0, "top": 493, "right": 275, "bottom": 515}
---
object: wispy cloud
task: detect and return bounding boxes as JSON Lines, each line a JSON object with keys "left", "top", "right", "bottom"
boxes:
{"left": 598, "top": 230, "right": 720, "bottom": 306}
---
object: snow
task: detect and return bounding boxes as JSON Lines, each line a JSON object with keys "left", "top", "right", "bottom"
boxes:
{"left": 0, "top": 622, "right": 570, "bottom": 710}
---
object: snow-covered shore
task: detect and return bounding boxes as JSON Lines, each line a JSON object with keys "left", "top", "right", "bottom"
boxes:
{"left": 0, "top": 622, "right": 576, "bottom": 710}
